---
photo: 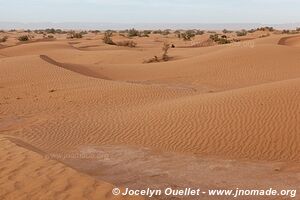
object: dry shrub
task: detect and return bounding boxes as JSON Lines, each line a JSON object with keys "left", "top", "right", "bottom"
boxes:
{"left": 0, "top": 36, "right": 8, "bottom": 43}
{"left": 144, "top": 56, "right": 159, "bottom": 63}
{"left": 162, "top": 42, "right": 170, "bottom": 61}
{"left": 144, "top": 42, "right": 171, "bottom": 63}
{"left": 103, "top": 32, "right": 115, "bottom": 45}
{"left": 18, "top": 35, "right": 30, "bottom": 41}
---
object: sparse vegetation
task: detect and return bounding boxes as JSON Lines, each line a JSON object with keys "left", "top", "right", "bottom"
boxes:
{"left": 247, "top": 29, "right": 256, "bottom": 33}
{"left": 162, "top": 42, "right": 170, "bottom": 61}
{"left": 128, "top": 28, "right": 140, "bottom": 37}
{"left": 152, "top": 30, "right": 163, "bottom": 34}
{"left": 196, "top": 30, "right": 205, "bottom": 35}
{"left": 144, "top": 42, "right": 171, "bottom": 63}
{"left": 282, "top": 29, "right": 291, "bottom": 34}
{"left": 179, "top": 30, "right": 196, "bottom": 41}
{"left": 162, "top": 29, "right": 171, "bottom": 35}
{"left": 210, "top": 34, "right": 231, "bottom": 44}
{"left": 257, "top": 27, "right": 274, "bottom": 32}
{"left": 90, "top": 30, "right": 101, "bottom": 34}
{"left": 67, "top": 31, "right": 83, "bottom": 39}
{"left": 282, "top": 29, "right": 299, "bottom": 34}
{"left": 0, "top": 36, "right": 8, "bottom": 43}
{"left": 222, "top": 29, "right": 232, "bottom": 34}
{"left": 143, "top": 30, "right": 152, "bottom": 35}
{"left": 236, "top": 30, "right": 247, "bottom": 36}
{"left": 103, "top": 31, "right": 115, "bottom": 45}
{"left": 18, "top": 35, "right": 30, "bottom": 41}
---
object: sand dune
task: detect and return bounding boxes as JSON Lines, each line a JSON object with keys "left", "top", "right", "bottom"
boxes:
{"left": 278, "top": 34, "right": 300, "bottom": 47}
{"left": 0, "top": 136, "right": 142, "bottom": 200}
{"left": 1, "top": 31, "right": 300, "bottom": 199}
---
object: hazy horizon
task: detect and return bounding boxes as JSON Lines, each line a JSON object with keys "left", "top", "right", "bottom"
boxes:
{"left": 1, "top": 0, "right": 300, "bottom": 26}
{"left": 1, "top": 22, "right": 300, "bottom": 30}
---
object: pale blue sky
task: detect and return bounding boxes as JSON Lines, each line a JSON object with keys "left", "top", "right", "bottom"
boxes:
{"left": 0, "top": 0, "right": 299, "bottom": 23}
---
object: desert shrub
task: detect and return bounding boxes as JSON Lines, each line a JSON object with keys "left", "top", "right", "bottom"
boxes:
{"left": 209, "top": 34, "right": 219, "bottom": 41}
{"left": 143, "top": 30, "right": 152, "bottom": 35}
{"left": 196, "top": 30, "right": 205, "bottom": 35}
{"left": 91, "top": 30, "right": 101, "bottom": 34}
{"left": 72, "top": 33, "right": 83, "bottom": 38}
{"left": 144, "top": 56, "right": 159, "bottom": 63}
{"left": 296, "top": 28, "right": 300, "bottom": 31}
{"left": 42, "top": 28, "right": 64, "bottom": 34}
{"left": 222, "top": 29, "right": 232, "bottom": 34}
{"left": 116, "top": 40, "right": 137, "bottom": 48}
{"left": 18, "top": 35, "right": 30, "bottom": 41}
{"left": 236, "top": 30, "right": 247, "bottom": 36}
{"left": 106, "top": 30, "right": 117, "bottom": 33}
{"left": 45, "top": 28, "right": 56, "bottom": 34}
{"left": 247, "top": 29, "right": 256, "bottom": 33}
{"left": 257, "top": 27, "right": 274, "bottom": 32}
{"left": 47, "top": 35, "right": 55, "bottom": 39}
{"left": 162, "top": 42, "right": 170, "bottom": 61}
{"left": 174, "top": 30, "right": 181, "bottom": 34}
{"left": 144, "top": 42, "right": 171, "bottom": 63}
{"left": 103, "top": 32, "right": 115, "bottom": 45}
{"left": 141, "top": 33, "right": 149, "bottom": 37}
{"left": 207, "top": 31, "right": 216, "bottom": 34}
{"left": 152, "top": 30, "right": 163, "bottom": 34}
{"left": 162, "top": 29, "right": 171, "bottom": 35}
{"left": 119, "top": 30, "right": 127, "bottom": 33}
{"left": 282, "top": 30, "right": 290, "bottom": 34}
{"left": 128, "top": 28, "right": 140, "bottom": 37}
{"left": 210, "top": 34, "right": 231, "bottom": 44}
{"left": 0, "top": 36, "right": 8, "bottom": 42}
{"left": 218, "top": 38, "right": 231, "bottom": 44}
{"left": 80, "top": 31, "right": 88, "bottom": 35}
{"left": 180, "top": 30, "right": 196, "bottom": 41}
